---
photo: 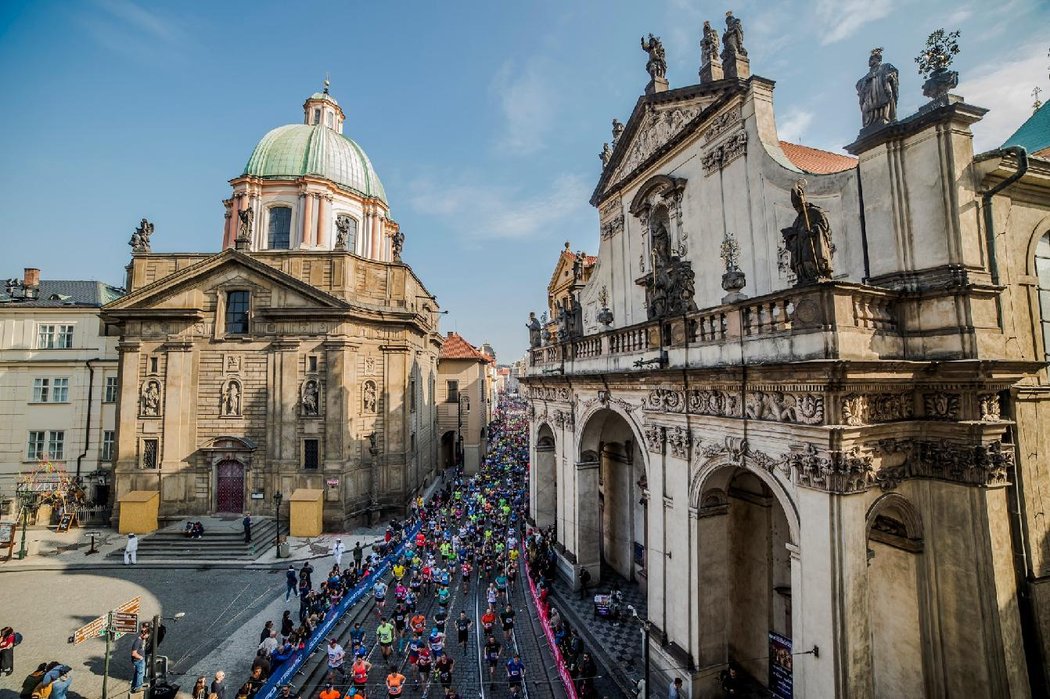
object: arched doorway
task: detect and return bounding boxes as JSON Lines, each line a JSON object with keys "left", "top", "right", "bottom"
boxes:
{"left": 440, "top": 431, "right": 456, "bottom": 471}
{"left": 577, "top": 409, "right": 647, "bottom": 584}
{"left": 696, "top": 467, "right": 795, "bottom": 689}
{"left": 216, "top": 460, "right": 245, "bottom": 513}
{"left": 534, "top": 424, "right": 557, "bottom": 534}
{"left": 866, "top": 494, "right": 927, "bottom": 696}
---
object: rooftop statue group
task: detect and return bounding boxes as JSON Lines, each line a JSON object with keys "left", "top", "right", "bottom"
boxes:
{"left": 128, "top": 218, "right": 154, "bottom": 253}
{"left": 857, "top": 47, "right": 899, "bottom": 129}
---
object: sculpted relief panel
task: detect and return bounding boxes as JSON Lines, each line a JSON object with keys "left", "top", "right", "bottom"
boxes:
{"left": 609, "top": 104, "right": 702, "bottom": 187}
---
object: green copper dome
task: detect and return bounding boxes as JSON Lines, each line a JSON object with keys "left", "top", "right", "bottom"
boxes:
{"left": 243, "top": 124, "right": 387, "bottom": 204}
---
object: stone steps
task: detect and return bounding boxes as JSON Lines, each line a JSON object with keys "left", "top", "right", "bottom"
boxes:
{"left": 108, "top": 519, "right": 282, "bottom": 560}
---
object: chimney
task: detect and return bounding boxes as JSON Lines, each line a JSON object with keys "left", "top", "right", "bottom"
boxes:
{"left": 23, "top": 268, "right": 40, "bottom": 289}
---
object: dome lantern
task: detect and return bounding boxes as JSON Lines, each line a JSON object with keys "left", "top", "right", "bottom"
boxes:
{"left": 303, "top": 77, "right": 345, "bottom": 134}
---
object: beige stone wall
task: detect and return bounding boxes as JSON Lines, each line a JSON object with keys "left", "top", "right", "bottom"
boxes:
{"left": 107, "top": 249, "right": 442, "bottom": 527}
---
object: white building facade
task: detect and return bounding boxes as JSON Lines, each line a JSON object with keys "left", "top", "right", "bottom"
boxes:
{"left": 524, "top": 17, "right": 1050, "bottom": 699}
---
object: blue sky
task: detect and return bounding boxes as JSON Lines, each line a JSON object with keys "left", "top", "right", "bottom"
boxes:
{"left": 0, "top": 0, "right": 1046, "bottom": 361}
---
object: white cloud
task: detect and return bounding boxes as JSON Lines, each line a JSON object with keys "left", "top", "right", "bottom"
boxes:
{"left": 815, "top": 0, "right": 893, "bottom": 45}
{"left": 777, "top": 108, "right": 815, "bottom": 143}
{"left": 409, "top": 174, "right": 592, "bottom": 241}
{"left": 80, "top": 0, "right": 188, "bottom": 61}
{"left": 959, "top": 43, "right": 1048, "bottom": 152}
{"left": 491, "top": 59, "right": 558, "bottom": 156}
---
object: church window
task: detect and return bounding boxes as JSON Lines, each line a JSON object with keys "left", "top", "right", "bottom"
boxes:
{"left": 226, "top": 291, "right": 250, "bottom": 335}
{"left": 149, "top": 356, "right": 159, "bottom": 374}
{"left": 1036, "top": 234, "right": 1050, "bottom": 360}
{"left": 308, "top": 355, "right": 318, "bottom": 373}
{"left": 268, "top": 206, "right": 292, "bottom": 249}
{"left": 303, "top": 439, "right": 319, "bottom": 469}
{"left": 313, "top": 108, "right": 321, "bottom": 125}
{"left": 141, "top": 438, "right": 159, "bottom": 469}
{"left": 326, "top": 112, "right": 334, "bottom": 128}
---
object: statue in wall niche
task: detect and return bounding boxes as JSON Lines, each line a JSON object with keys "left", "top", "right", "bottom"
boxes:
{"left": 302, "top": 379, "right": 319, "bottom": 416}
{"left": 223, "top": 380, "right": 241, "bottom": 416}
{"left": 856, "top": 47, "right": 899, "bottom": 129}
{"left": 363, "top": 380, "right": 378, "bottom": 413}
{"left": 527, "top": 312, "right": 542, "bottom": 348}
{"left": 722, "top": 11, "right": 747, "bottom": 59}
{"left": 781, "top": 179, "right": 834, "bottom": 285}
{"left": 129, "top": 218, "right": 154, "bottom": 253}
{"left": 640, "top": 215, "right": 698, "bottom": 319}
{"left": 640, "top": 34, "right": 667, "bottom": 80}
{"left": 141, "top": 380, "right": 160, "bottom": 416}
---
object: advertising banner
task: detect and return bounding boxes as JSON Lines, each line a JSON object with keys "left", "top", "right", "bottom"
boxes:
{"left": 768, "top": 631, "right": 793, "bottom": 699}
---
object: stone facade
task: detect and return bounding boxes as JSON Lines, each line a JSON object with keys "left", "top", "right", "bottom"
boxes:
{"left": 525, "top": 19, "right": 1050, "bottom": 699}
{"left": 103, "top": 247, "right": 442, "bottom": 529}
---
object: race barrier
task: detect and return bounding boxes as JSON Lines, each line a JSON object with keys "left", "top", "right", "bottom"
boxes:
{"left": 522, "top": 545, "right": 579, "bottom": 699}
{"left": 257, "top": 522, "right": 422, "bottom": 699}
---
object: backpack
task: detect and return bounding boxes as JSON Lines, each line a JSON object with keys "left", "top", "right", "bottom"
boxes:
{"left": 14, "top": 632, "right": 22, "bottom": 645}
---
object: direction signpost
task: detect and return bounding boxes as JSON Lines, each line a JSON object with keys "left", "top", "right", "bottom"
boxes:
{"left": 69, "top": 596, "right": 141, "bottom": 698}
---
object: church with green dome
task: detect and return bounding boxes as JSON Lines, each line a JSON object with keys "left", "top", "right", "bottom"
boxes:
{"left": 103, "top": 84, "right": 443, "bottom": 529}
{"left": 222, "top": 83, "right": 399, "bottom": 261}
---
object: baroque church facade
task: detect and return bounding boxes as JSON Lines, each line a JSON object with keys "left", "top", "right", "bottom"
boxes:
{"left": 524, "top": 13, "right": 1050, "bottom": 699}
{"left": 104, "top": 86, "right": 443, "bottom": 528}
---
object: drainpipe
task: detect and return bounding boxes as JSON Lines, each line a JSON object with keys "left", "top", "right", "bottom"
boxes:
{"left": 75, "top": 359, "right": 100, "bottom": 482}
{"left": 981, "top": 146, "right": 1029, "bottom": 286}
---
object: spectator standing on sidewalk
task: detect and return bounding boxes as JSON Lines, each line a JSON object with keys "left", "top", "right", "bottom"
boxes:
{"left": 284, "top": 565, "right": 297, "bottom": 601}
{"left": 242, "top": 514, "right": 252, "bottom": 544}
{"left": 124, "top": 533, "right": 139, "bottom": 565}
{"left": 210, "top": 670, "right": 227, "bottom": 699}
{"left": 0, "top": 626, "right": 16, "bottom": 675}
{"left": 130, "top": 627, "right": 149, "bottom": 692}
{"left": 353, "top": 541, "right": 363, "bottom": 569}
{"left": 332, "top": 539, "right": 345, "bottom": 567}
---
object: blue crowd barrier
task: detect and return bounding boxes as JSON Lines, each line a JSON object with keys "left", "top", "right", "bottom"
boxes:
{"left": 257, "top": 522, "right": 422, "bottom": 699}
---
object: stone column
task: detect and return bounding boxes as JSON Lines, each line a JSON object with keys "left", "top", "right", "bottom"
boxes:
{"left": 317, "top": 194, "right": 331, "bottom": 249}
{"left": 301, "top": 193, "right": 313, "bottom": 248}
{"left": 268, "top": 339, "right": 301, "bottom": 466}
{"left": 575, "top": 457, "right": 600, "bottom": 584}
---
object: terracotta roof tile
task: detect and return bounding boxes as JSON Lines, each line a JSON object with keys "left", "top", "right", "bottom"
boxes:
{"left": 779, "top": 140, "right": 857, "bottom": 174}
{"left": 439, "top": 332, "right": 490, "bottom": 362}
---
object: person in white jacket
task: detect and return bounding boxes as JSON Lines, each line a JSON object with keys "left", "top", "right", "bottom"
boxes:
{"left": 331, "top": 539, "right": 345, "bottom": 567}
{"left": 124, "top": 533, "right": 139, "bottom": 565}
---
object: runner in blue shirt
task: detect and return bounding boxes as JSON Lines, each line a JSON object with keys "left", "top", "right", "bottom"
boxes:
{"left": 506, "top": 654, "right": 525, "bottom": 696}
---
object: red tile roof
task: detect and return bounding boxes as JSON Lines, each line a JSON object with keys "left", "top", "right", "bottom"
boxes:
{"left": 779, "top": 140, "right": 857, "bottom": 174}
{"left": 560, "top": 250, "right": 597, "bottom": 266}
{"left": 439, "top": 332, "right": 490, "bottom": 362}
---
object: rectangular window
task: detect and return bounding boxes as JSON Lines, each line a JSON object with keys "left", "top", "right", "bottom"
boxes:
{"left": 313, "top": 108, "right": 321, "bottom": 125}
{"left": 37, "top": 324, "right": 74, "bottom": 349}
{"left": 142, "top": 439, "right": 159, "bottom": 469}
{"left": 31, "top": 378, "right": 68, "bottom": 403}
{"left": 410, "top": 377, "right": 417, "bottom": 412}
{"left": 32, "top": 378, "right": 50, "bottom": 403}
{"left": 30, "top": 431, "right": 64, "bottom": 460}
{"left": 303, "top": 439, "right": 319, "bottom": 470}
{"left": 52, "top": 378, "right": 69, "bottom": 402}
{"left": 104, "top": 376, "right": 119, "bottom": 403}
{"left": 308, "top": 355, "right": 318, "bottom": 373}
{"left": 226, "top": 291, "right": 250, "bottom": 335}
{"left": 446, "top": 380, "right": 459, "bottom": 403}
{"left": 149, "top": 356, "right": 159, "bottom": 374}
{"left": 410, "top": 432, "right": 416, "bottom": 452}
{"left": 102, "top": 430, "right": 115, "bottom": 462}
{"left": 268, "top": 207, "right": 292, "bottom": 249}
{"left": 27, "top": 431, "right": 45, "bottom": 460}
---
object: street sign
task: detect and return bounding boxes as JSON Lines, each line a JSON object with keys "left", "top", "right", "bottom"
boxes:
{"left": 69, "top": 596, "right": 141, "bottom": 645}
{"left": 112, "top": 612, "right": 139, "bottom": 634}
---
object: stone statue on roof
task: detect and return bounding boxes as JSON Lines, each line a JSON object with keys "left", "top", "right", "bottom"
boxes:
{"left": 856, "top": 47, "right": 899, "bottom": 129}
{"left": 702, "top": 21, "right": 720, "bottom": 64}
{"left": 612, "top": 118, "right": 625, "bottom": 144}
{"left": 722, "top": 12, "right": 747, "bottom": 59}
{"left": 599, "top": 143, "right": 613, "bottom": 167}
{"left": 781, "top": 178, "right": 834, "bottom": 285}
{"left": 641, "top": 34, "right": 667, "bottom": 80}
{"left": 335, "top": 215, "right": 351, "bottom": 251}
{"left": 129, "top": 218, "right": 154, "bottom": 253}
{"left": 392, "top": 230, "right": 405, "bottom": 261}
{"left": 237, "top": 206, "right": 254, "bottom": 246}
{"left": 527, "top": 312, "right": 541, "bottom": 348}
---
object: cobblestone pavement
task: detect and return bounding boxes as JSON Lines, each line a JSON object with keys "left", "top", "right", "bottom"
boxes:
{"left": 0, "top": 566, "right": 282, "bottom": 699}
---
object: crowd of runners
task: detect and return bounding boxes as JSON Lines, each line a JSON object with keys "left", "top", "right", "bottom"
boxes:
{"left": 224, "top": 395, "right": 550, "bottom": 699}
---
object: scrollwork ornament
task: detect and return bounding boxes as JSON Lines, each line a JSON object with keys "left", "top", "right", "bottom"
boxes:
{"left": 643, "top": 423, "right": 665, "bottom": 454}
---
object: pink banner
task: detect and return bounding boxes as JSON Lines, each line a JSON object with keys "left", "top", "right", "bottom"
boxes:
{"left": 523, "top": 545, "right": 579, "bottom": 699}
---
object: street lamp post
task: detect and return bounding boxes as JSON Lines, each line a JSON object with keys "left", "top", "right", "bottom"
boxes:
{"left": 14, "top": 484, "right": 37, "bottom": 560}
{"left": 147, "top": 612, "right": 185, "bottom": 699}
{"left": 627, "top": 605, "right": 651, "bottom": 698}
{"left": 273, "top": 491, "right": 283, "bottom": 557}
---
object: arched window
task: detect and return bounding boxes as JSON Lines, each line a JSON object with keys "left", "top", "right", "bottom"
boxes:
{"left": 1036, "top": 234, "right": 1050, "bottom": 360}
{"left": 268, "top": 206, "right": 292, "bottom": 249}
{"left": 336, "top": 215, "right": 358, "bottom": 252}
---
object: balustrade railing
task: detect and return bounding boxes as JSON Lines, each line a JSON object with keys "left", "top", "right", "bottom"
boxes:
{"left": 528, "top": 282, "right": 900, "bottom": 370}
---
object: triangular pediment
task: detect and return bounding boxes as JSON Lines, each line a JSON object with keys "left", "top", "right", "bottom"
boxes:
{"left": 104, "top": 250, "right": 350, "bottom": 313}
{"left": 592, "top": 80, "right": 743, "bottom": 205}
{"left": 547, "top": 250, "right": 576, "bottom": 294}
